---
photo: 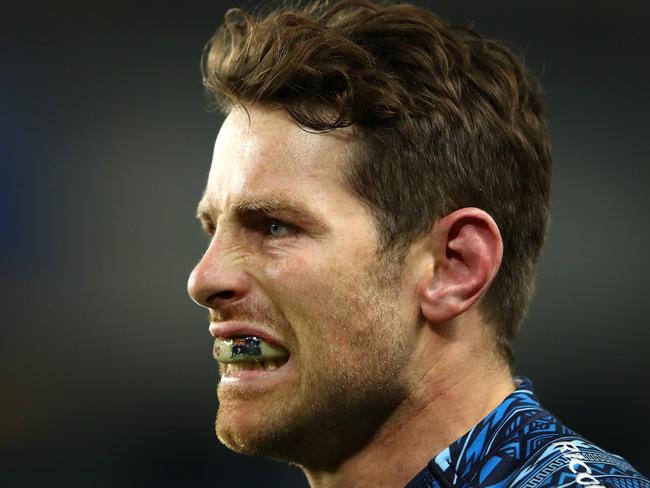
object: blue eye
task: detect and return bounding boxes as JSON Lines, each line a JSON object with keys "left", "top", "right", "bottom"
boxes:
{"left": 268, "top": 219, "right": 291, "bottom": 237}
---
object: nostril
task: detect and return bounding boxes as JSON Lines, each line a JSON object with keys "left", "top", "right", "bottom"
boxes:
{"left": 214, "top": 290, "right": 236, "bottom": 301}
{"left": 205, "top": 290, "right": 237, "bottom": 308}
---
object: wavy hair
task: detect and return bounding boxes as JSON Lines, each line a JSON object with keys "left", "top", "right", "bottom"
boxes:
{"left": 201, "top": 0, "right": 552, "bottom": 367}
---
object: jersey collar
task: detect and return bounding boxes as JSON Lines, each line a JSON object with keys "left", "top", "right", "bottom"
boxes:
{"left": 406, "top": 376, "right": 546, "bottom": 487}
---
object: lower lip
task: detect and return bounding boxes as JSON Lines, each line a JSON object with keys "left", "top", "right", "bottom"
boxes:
{"left": 218, "top": 356, "right": 294, "bottom": 387}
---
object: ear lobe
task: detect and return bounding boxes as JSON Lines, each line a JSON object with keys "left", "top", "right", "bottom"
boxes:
{"left": 418, "top": 208, "right": 503, "bottom": 324}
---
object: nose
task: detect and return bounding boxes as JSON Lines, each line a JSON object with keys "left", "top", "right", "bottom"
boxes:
{"left": 187, "top": 238, "right": 251, "bottom": 310}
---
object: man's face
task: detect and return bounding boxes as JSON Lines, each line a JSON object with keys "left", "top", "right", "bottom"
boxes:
{"left": 188, "top": 106, "right": 420, "bottom": 466}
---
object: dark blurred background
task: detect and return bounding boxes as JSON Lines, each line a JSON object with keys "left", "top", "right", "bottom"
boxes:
{"left": 2, "top": 1, "right": 649, "bottom": 486}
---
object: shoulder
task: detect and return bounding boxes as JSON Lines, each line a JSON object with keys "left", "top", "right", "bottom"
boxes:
{"left": 476, "top": 412, "right": 649, "bottom": 488}
{"left": 506, "top": 434, "right": 649, "bottom": 488}
{"left": 438, "top": 377, "right": 649, "bottom": 488}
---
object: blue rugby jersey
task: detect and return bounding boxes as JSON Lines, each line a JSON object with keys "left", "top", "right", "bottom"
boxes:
{"left": 406, "top": 376, "right": 649, "bottom": 488}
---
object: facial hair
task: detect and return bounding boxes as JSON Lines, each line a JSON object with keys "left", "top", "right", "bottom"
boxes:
{"left": 214, "top": 256, "right": 412, "bottom": 470}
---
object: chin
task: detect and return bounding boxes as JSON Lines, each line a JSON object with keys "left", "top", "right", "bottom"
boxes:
{"left": 216, "top": 401, "right": 283, "bottom": 456}
{"left": 216, "top": 423, "right": 261, "bottom": 456}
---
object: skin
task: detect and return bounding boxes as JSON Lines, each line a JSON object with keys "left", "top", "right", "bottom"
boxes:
{"left": 188, "top": 105, "right": 516, "bottom": 487}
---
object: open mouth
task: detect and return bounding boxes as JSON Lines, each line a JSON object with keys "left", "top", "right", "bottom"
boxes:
{"left": 224, "top": 359, "right": 288, "bottom": 373}
{"left": 213, "top": 335, "right": 290, "bottom": 375}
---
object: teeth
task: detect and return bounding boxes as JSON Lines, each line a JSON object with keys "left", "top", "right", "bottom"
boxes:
{"left": 225, "top": 360, "right": 283, "bottom": 374}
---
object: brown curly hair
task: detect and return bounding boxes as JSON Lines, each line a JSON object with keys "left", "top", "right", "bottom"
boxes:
{"left": 201, "top": 0, "right": 552, "bottom": 367}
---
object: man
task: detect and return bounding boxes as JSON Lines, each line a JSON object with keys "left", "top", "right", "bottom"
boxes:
{"left": 187, "top": 0, "right": 649, "bottom": 486}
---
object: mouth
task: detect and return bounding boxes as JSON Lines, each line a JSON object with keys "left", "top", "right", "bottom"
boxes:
{"left": 212, "top": 333, "right": 291, "bottom": 383}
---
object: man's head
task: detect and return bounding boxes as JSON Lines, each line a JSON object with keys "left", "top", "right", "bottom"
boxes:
{"left": 188, "top": 0, "right": 551, "bottom": 469}
{"left": 200, "top": 0, "right": 551, "bottom": 366}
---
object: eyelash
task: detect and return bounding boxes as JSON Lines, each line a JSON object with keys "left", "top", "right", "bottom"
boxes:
{"left": 200, "top": 217, "right": 298, "bottom": 239}
{"left": 202, "top": 221, "right": 216, "bottom": 238}
{"left": 266, "top": 218, "right": 294, "bottom": 237}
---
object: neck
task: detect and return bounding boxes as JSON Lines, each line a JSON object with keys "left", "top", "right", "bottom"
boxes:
{"left": 302, "top": 325, "right": 516, "bottom": 488}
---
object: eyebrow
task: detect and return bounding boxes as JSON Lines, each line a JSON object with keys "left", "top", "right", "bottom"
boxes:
{"left": 196, "top": 195, "right": 329, "bottom": 231}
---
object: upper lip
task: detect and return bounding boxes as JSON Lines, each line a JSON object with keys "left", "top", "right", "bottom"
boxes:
{"left": 209, "top": 322, "right": 288, "bottom": 351}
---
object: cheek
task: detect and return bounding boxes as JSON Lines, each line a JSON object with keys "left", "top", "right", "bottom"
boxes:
{"left": 253, "top": 242, "right": 392, "bottom": 355}
{"left": 258, "top": 244, "right": 335, "bottom": 300}
{"left": 259, "top": 251, "right": 361, "bottom": 344}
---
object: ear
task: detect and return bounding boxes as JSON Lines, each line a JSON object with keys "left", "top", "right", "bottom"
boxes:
{"left": 417, "top": 208, "right": 503, "bottom": 324}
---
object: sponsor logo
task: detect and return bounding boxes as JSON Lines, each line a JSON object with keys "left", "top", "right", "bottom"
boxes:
{"left": 553, "top": 441, "right": 605, "bottom": 487}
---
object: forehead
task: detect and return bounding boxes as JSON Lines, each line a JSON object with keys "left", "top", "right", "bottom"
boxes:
{"left": 202, "top": 106, "right": 355, "bottom": 213}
